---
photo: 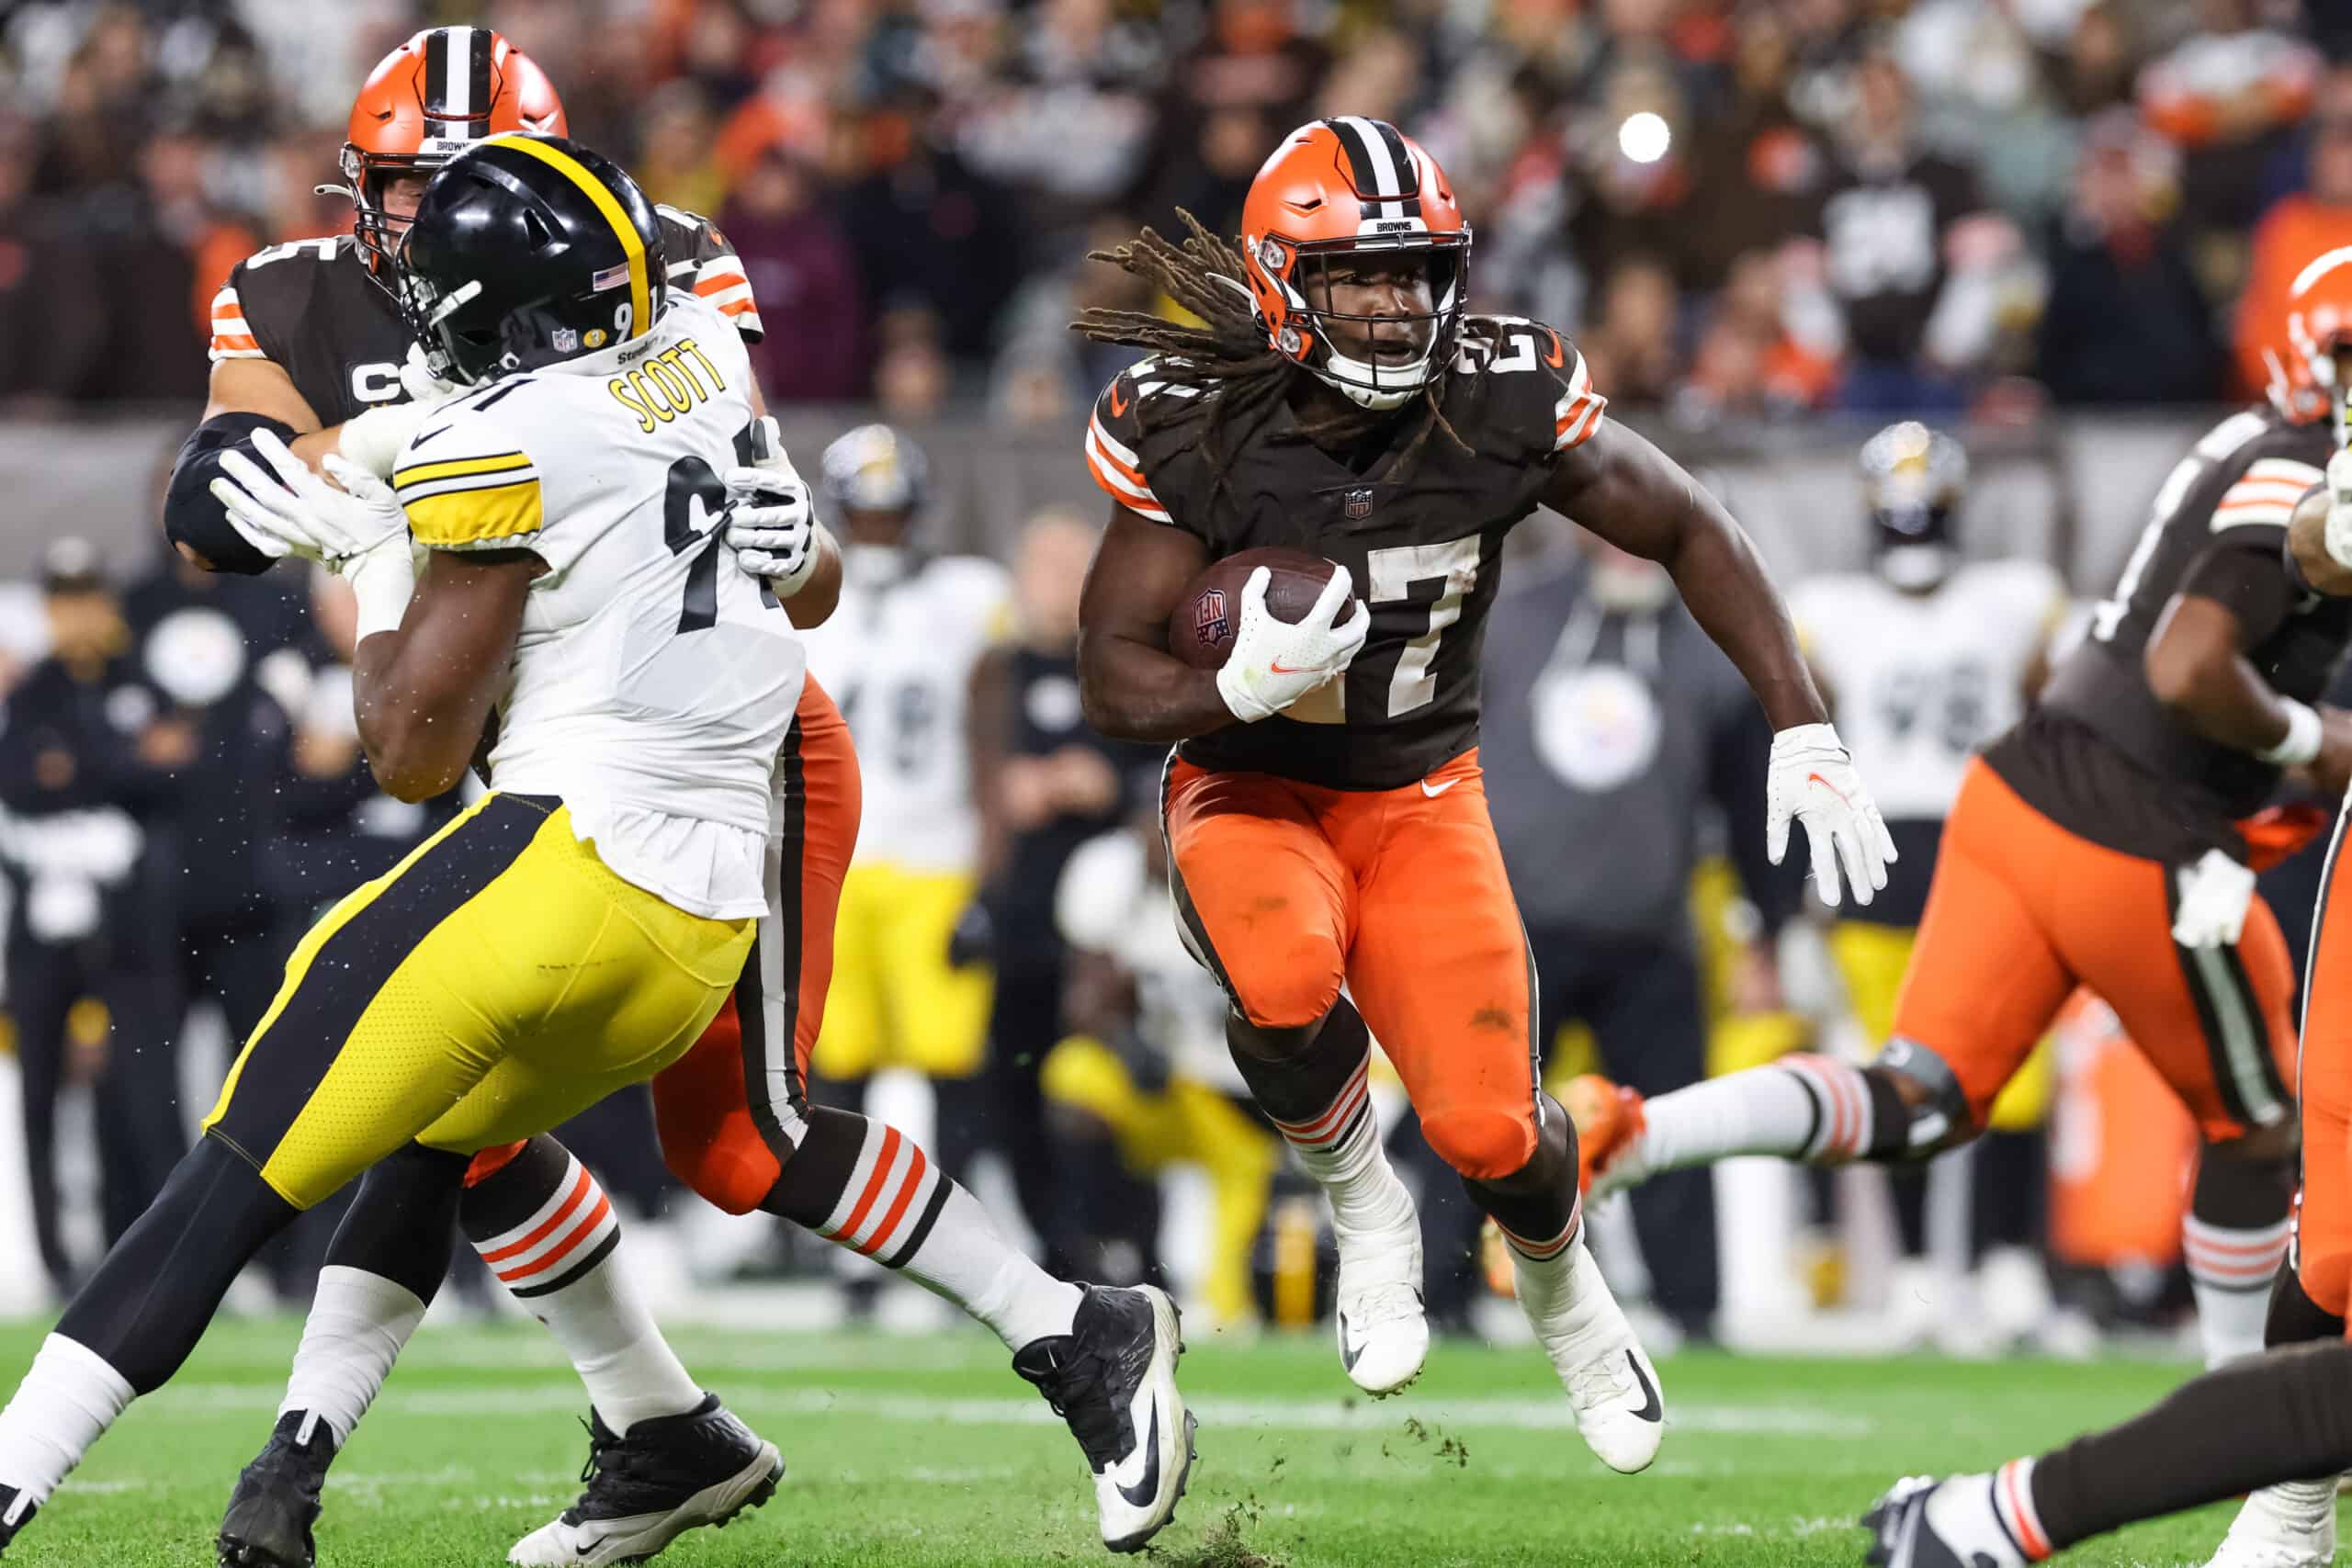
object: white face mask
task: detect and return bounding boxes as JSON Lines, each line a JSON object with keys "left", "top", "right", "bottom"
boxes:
{"left": 843, "top": 544, "right": 909, "bottom": 589}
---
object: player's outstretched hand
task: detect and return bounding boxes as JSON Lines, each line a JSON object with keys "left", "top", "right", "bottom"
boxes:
{"left": 212, "top": 430, "right": 406, "bottom": 569}
{"left": 724, "top": 420, "right": 819, "bottom": 595}
{"left": 1216, "top": 564, "right": 1370, "bottom": 724}
{"left": 1766, "top": 721, "right": 1895, "bottom": 908}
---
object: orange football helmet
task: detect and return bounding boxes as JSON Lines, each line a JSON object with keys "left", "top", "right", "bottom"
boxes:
{"left": 2266, "top": 244, "right": 2352, "bottom": 425}
{"left": 1239, "top": 117, "right": 1471, "bottom": 411}
{"left": 333, "top": 27, "right": 567, "bottom": 281}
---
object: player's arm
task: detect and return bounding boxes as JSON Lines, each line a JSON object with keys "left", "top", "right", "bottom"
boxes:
{"left": 1075, "top": 505, "right": 1233, "bottom": 741}
{"left": 2145, "top": 536, "right": 2351, "bottom": 779}
{"left": 352, "top": 551, "right": 536, "bottom": 802}
{"left": 1546, "top": 421, "right": 1826, "bottom": 730}
{"left": 727, "top": 404, "right": 842, "bottom": 628}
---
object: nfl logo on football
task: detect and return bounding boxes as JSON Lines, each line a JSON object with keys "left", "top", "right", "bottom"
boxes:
{"left": 1195, "top": 588, "right": 1230, "bottom": 644}
{"left": 1343, "top": 487, "right": 1374, "bottom": 521}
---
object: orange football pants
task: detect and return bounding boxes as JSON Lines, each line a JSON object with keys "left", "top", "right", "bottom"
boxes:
{"left": 466, "top": 677, "right": 862, "bottom": 1215}
{"left": 1162, "top": 748, "right": 1541, "bottom": 1181}
{"left": 1894, "top": 759, "right": 2296, "bottom": 1145}
{"left": 2296, "top": 808, "right": 2352, "bottom": 1318}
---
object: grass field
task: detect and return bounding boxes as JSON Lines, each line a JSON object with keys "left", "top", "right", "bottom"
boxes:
{"left": 0, "top": 1317, "right": 2277, "bottom": 1566}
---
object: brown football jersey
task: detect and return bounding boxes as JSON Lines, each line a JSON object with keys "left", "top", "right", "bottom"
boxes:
{"left": 1085, "top": 316, "right": 1605, "bottom": 790}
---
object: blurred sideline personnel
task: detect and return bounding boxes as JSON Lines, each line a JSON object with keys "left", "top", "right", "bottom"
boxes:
{"left": 1453, "top": 529, "right": 1797, "bottom": 1341}
{"left": 1861, "top": 429, "right": 2352, "bottom": 1560}
{"left": 1781, "top": 424, "right": 2064, "bottom": 1338}
{"left": 797, "top": 425, "right": 1012, "bottom": 1182}
{"left": 142, "top": 31, "right": 1192, "bottom": 1565}
{"left": 1046, "top": 811, "right": 1280, "bottom": 1327}
{"left": 0, "top": 541, "right": 185, "bottom": 1295}
{"left": 1577, "top": 253, "right": 2352, "bottom": 1398}
{"left": 1071, "top": 116, "right": 1893, "bottom": 1473}
{"left": 0, "top": 133, "right": 1196, "bottom": 1563}
{"left": 969, "top": 512, "right": 1146, "bottom": 1273}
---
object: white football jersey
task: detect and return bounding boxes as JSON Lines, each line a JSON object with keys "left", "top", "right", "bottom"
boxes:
{"left": 798, "top": 551, "right": 1012, "bottom": 874}
{"left": 389, "top": 293, "right": 806, "bottom": 919}
{"left": 1792, "top": 559, "right": 2063, "bottom": 822}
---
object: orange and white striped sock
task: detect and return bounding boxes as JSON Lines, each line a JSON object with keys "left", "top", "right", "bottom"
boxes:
{"left": 772, "top": 1107, "right": 1080, "bottom": 1350}
{"left": 460, "top": 1136, "right": 702, "bottom": 1434}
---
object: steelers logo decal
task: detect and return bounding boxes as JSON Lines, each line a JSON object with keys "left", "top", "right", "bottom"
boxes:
{"left": 1531, "top": 664, "right": 1661, "bottom": 793}
{"left": 585, "top": 327, "right": 609, "bottom": 348}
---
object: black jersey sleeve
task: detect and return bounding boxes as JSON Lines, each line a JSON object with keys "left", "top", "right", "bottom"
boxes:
{"left": 658, "top": 206, "right": 761, "bottom": 343}
{"left": 2181, "top": 536, "right": 2301, "bottom": 644}
{"left": 1083, "top": 363, "right": 1179, "bottom": 528}
{"left": 1450, "top": 315, "right": 1608, "bottom": 464}
{"left": 207, "top": 238, "right": 345, "bottom": 371}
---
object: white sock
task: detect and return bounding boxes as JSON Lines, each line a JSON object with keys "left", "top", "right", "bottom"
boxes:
{"left": 0, "top": 1335, "right": 134, "bottom": 1507}
{"left": 899, "top": 1181, "right": 1084, "bottom": 1350}
{"left": 2183, "top": 1214, "right": 2290, "bottom": 1367}
{"left": 508, "top": 1249, "right": 706, "bottom": 1435}
{"left": 1508, "top": 1227, "right": 1598, "bottom": 1346}
{"left": 1920, "top": 1461, "right": 2041, "bottom": 1564}
{"left": 1269, "top": 1057, "right": 1418, "bottom": 1240}
{"left": 1636, "top": 1055, "right": 1874, "bottom": 1171}
{"left": 277, "top": 1266, "right": 428, "bottom": 1447}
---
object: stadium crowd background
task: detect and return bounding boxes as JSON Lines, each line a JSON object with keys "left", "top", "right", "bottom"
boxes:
{"left": 2, "top": 0, "right": 2351, "bottom": 1351}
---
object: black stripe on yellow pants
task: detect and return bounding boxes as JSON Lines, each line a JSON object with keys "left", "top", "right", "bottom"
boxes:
{"left": 203, "top": 794, "right": 551, "bottom": 1195}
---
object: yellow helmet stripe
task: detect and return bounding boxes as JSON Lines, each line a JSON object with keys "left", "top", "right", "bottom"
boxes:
{"left": 486, "top": 134, "right": 649, "bottom": 341}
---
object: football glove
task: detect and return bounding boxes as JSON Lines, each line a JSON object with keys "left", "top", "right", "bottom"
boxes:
{"left": 334, "top": 344, "right": 467, "bottom": 479}
{"left": 725, "top": 417, "right": 821, "bottom": 596}
{"left": 212, "top": 430, "right": 407, "bottom": 568}
{"left": 1765, "top": 721, "right": 1895, "bottom": 909}
{"left": 2324, "top": 447, "right": 2352, "bottom": 570}
{"left": 2172, "top": 849, "right": 2257, "bottom": 949}
{"left": 1216, "top": 564, "right": 1369, "bottom": 724}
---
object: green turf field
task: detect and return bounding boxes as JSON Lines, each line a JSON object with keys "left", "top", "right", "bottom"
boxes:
{"left": 0, "top": 1317, "right": 2280, "bottom": 1566}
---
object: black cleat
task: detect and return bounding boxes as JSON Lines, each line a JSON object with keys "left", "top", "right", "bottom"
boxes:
{"left": 218, "top": 1411, "right": 334, "bottom": 1568}
{"left": 1013, "top": 1284, "right": 1195, "bottom": 1553}
{"left": 508, "top": 1393, "right": 781, "bottom": 1566}
{"left": 0, "top": 1483, "right": 38, "bottom": 1557}
{"left": 1862, "top": 1476, "right": 2006, "bottom": 1568}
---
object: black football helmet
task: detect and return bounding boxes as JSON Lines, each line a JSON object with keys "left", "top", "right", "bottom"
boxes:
{"left": 395, "top": 132, "right": 665, "bottom": 386}
{"left": 1860, "top": 420, "right": 1967, "bottom": 592}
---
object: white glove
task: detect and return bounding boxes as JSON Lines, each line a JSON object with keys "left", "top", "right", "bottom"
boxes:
{"left": 212, "top": 429, "right": 408, "bottom": 567}
{"left": 2172, "top": 848, "right": 2257, "bottom": 949}
{"left": 1215, "top": 565, "right": 1369, "bottom": 724}
{"left": 725, "top": 423, "right": 820, "bottom": 595}
{"left": 2324, "top": 448, "right": 2352, "bottom": 570}
{"left": 333, "top": 344, "right": 467, "bottom": 479}
{"left": 1766, "top": 721, "right": 1896, "bottom": 908}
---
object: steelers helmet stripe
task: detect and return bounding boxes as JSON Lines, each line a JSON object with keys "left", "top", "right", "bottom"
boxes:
{"left": 488, "top": 134, "right": 650, "bottom": 341}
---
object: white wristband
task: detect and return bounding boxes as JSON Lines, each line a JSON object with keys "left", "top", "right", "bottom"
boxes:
{"left": 346, "top": 536, "right": 418, "bottom": 640}
{"left": 2257, "top": 697, "right": 2323, "bottom": 766}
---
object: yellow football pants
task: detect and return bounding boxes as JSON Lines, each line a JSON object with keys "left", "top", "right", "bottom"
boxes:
{"left": 812, "top": 863, "right": 992, "bottom": 1079}
{"left": 1042, "top": 1036, "right": 1280, "bottom": 1327}
{"left": 203, "top": 793, "right": 752, "bottom": 1208}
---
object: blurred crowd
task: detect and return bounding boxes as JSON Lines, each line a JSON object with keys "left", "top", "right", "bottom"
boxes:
{"left": 4, "top": 0, "right": 2352, "bottom": 427}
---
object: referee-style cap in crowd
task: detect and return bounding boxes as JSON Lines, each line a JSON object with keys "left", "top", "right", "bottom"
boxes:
{"left": 40, "top": 537, "right": 105, "bottom": 594}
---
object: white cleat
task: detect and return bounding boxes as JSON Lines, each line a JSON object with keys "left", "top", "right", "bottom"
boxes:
{"left": 1516, "top": 1238, "right": 1664, "bottom": 1473}
{"left": 1013, "top": 1284, "right": 1195, "bottom": 1553}
{"left": 1333, "top": 1204, "right": 1429, "bottom": 1397}
{"left": 2207, "top": 1478, "right": 2340, "bottom": 1568}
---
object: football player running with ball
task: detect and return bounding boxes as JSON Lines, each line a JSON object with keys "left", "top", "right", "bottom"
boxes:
{"left": 1071, "top": 117, "right": 1892, "bottom": 1472}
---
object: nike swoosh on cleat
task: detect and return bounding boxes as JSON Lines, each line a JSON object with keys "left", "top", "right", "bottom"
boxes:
{"left": 1623, "top": 1351, "right": 1662, "bottom": 1423}
{"left": 1116, "top": 1403, "right": 1162, "bottom": 1508}
{"left": 1339, "top": 1312, "right": 1363, "bottom": 1371}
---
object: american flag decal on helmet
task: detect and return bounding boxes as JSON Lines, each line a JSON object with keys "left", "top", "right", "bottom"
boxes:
{"left": 1196, "top": 588, "right": 1230, "bottom": 644}
{"left": 592, "top": 263, "right": 630, "bottom": 292}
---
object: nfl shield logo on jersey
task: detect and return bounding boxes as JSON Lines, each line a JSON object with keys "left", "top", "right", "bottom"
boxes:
{"left": 1195, "top": 588, "right": 1230, "bottom": 644}
{"left": 1343, "top": 488, "right": 1374, "bottom": 521}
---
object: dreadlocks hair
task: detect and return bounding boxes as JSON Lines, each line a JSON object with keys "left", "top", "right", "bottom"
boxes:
{"left": 1071, "top": 209, "right": 1479, "bottom": 517}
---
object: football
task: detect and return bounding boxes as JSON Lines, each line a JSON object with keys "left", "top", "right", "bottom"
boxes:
{"left": 1167, "top": 547, "right": 1358, "bottom": 670}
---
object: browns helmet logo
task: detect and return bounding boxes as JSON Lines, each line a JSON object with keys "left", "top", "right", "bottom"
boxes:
{"left": 1195, "top": 588, "right": 1231, "bottom": 644}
